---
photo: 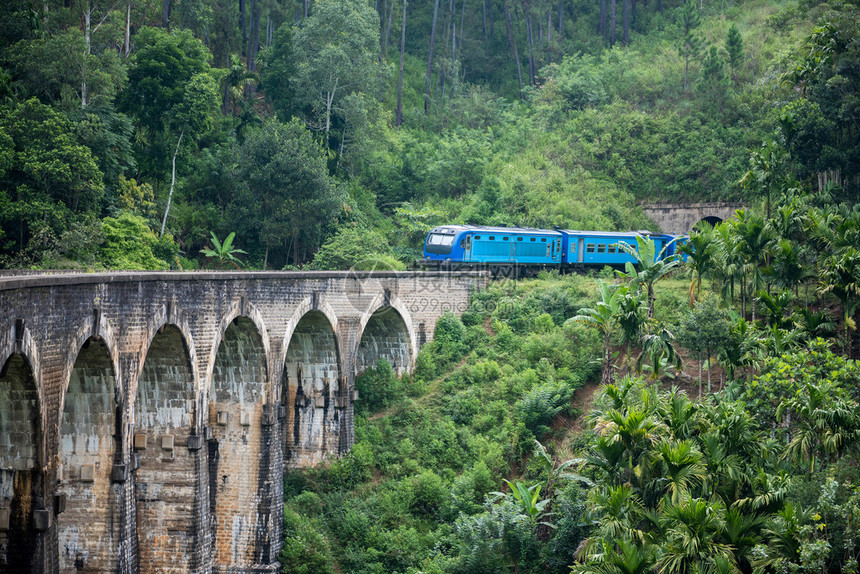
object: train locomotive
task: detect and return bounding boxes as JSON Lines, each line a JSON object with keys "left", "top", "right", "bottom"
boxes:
{"left": 420, "top": 225, "right": 682, "bottom": 275}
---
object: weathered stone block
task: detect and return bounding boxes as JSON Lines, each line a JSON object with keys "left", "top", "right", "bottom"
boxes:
{"left": 79, "top": 464, "right": 94, "bottom": 482}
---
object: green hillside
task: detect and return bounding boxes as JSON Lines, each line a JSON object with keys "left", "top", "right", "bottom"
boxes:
{"left": 0, "top": 0, "right": 857, "bottom": 269}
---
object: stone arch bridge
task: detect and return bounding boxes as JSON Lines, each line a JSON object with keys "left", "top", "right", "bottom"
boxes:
{"left": 0, "top": 271, "right": 482, "bottom": 574}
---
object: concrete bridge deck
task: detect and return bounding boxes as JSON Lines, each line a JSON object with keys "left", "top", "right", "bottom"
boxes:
{"left": 0, "top": 271, "right": 483, "bottom": 573}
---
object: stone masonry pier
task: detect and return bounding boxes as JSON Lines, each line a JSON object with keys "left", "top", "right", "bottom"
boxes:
{"left": 0, "top": 271, "right": 483, "bottom": 573}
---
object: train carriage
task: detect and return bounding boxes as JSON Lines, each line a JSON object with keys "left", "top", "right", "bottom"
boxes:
{"left": 421, "top": 225, "right": 680, "bottom": 275}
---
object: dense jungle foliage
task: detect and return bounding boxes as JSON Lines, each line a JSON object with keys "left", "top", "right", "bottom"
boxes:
{"left": 0, "top": 0, "right": 857, "bottom": 269}
{"left": 280, "top": 197, "right": 860, "bottom": 572}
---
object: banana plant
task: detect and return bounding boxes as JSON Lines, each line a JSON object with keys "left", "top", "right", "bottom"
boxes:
{"left": 200, "top": 231, "right": 247, "bottom": 269}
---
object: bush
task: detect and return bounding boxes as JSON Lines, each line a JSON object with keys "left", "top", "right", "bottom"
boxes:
{"left": 355, "top": 359, "right": 402, "bottom": 414}
{"left": 515, "top": 381, "right": 574, "bottom": 439}
{"left": 311, "top": 225, "right": 403, "bottom": 270}
{"left": 410, "top": 470, "right": 447, "bottom": 516}
{"left": 280, "top": 508, "right": 335, "bottom": 574}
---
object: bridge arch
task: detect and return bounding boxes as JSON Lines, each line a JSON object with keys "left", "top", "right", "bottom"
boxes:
{"left": 208, "top": 314, "right": 270, "bottom": 568}
{"left": 203, "top": 303, "right": 272, "bottom": 406}
{"left": 0, "top": 349, "right": 42, "bottom": 570}
{"left": 282, "top": 307, "right": 342, "bottom": 466}
{"left": 0, "top": 322, "right": 44, "bottom": 465}
{"left": 57, "top": 335, "right": 121, "bottom": 574}
{"left": 133, "top": 323, "right": 198, "bottom": 573}
{"left": 135, "top": 303, "right": 198, "bottom": 400}
{"left": 357, "top": 295, "right": 416, "bottom": 376}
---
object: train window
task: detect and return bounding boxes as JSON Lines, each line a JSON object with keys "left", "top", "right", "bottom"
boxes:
{"left": 597, "top": 244, "right": 606, "bottom": 253}
{"left": 586, "top": 244, "right": 595, "bottom": 253}
{"left": 489, "top": 236, "right": 495, "bottom": 240}
{"left": 503, "top": 236, "right": 508, "bottom": 241}
{"left": 608, "top": 244, "right": 616, "bottom": 254}
{"left": 474, "top": 236, "right": 480, "bottom": 240}
{"left": 530, "top": 238, "right": 536, "bottom": 242}
{"left": 428, "top": 233, "right": 455, "bottom": 246}
{"left": 517, "top": 237, "right": 523, "bottom": 241}
{"left": 541, "top": 238, "right": 547, "bottom": 242}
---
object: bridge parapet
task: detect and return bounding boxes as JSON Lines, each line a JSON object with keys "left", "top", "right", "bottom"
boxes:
{"left": 0, "top": 271, "right": 483, "bottom": 574}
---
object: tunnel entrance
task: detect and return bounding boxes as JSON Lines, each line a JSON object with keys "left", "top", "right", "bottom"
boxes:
{"left": 694, "top": 216, "right": 723, "bottom": 230}
{"left": 57, "top": 337, "right": 119, "bottom": 574}
{"left": 283, "top": 311, "right": 341, "bottom": 467}
{"left": 0, "top": 354, "right": 41, "bottom": 573}
{"left": 134, "top": 325, "right": 197, "bottom": 573}
{"left": 209, "top": 317, "right": 267, "bottom": 568}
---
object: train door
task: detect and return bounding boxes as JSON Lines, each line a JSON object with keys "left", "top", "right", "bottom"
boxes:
{"left": 577, "top": 238, "right": 585, "bottom": 264}
{"left": 554, "top": 239, "right": 561, "bottom": 262}
{"left": 463, "top": 235, "right": 472, "bottom": 261}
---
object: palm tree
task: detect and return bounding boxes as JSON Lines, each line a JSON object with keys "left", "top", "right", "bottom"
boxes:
{"left": 679, "top": 224, "right": 717, "bottom": 306}
{"left": 731, "top": 210, "right": 775, "bottom": 322}
{"left": 711, "top": 223, "right": 744, "bottom": 309}
{"left": 656, "top": 440, "right": 707, "bottom": 504}
{"left": 820, "top": 247, "right": 860, "bottom": 358}
{"left": 765, "top": 238, "right": 810, "bottom": 300}
{"left": 657, "top": 496, "right": 735, "bottom": 574}
{"left": 596, "top": 407, "right": 667, "bottom": 486}
{"left": 777, "top": 380, "right": 860, "bottom": 472}
{"left": 574, "top": 537, "right": 655, "bottom": 574}
{"left": 570, "top": 280, "right": 630, "bottom": 386}
{"left": 637, "top": 328, "right": 683, "bottom": 382}
{"left": 616, "top": 236, "right": 681, "bottom": 319}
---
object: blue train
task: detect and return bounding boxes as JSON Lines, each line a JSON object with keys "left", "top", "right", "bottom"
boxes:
{"left": 420, "top": 225, "right": 682, "bottom": 275}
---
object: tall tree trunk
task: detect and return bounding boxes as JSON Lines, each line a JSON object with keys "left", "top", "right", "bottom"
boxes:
{"left": 547, "top": 10, "right": 551, "bottom": 42}
{"left": 525, "top": 9, "right": 536, "bottom": 84}
{"left": 385, "top": 0, "right": 395, "bottom": 55}
{"left": 161, "top": 131, "right": 183, "bottom": 236}
{"left": 623, "top": 0, "right": 629, "bottom": 45}
{"left": 124, "top": 1, "right": 131, "bottom": 56}
{"left": 425, "top": 0, "right": 441, "bottom": 112}
{"left": 396, "top": 0, "right": 407, "bottom": 126}
{"left": 482, "top": 0, "right": 488, "bottom": 53}
{"left": 600, "top": 0, "right": 607, "bottom": 38}
{"left": 504, "top": 0, "right": 524, "bottom": 98}
{"left": 557, "top": 1, "right": 563, "bottom": 39}
{"left": 458, "top": 0, "right": 467, "bottom": 60}
{"left": 683, "top": 54, "right": 689, "bottom": 90}
{"left": 248, "top": 0, "right": 260, "bottom": 72}
{"left": 83, "top": 4, "right": 90, "bottom": 107}
{"left": 609, "top": 0, "right": 616, "bottom": 46}
{"left": 240, "top": 0, "right": 247, "bottom": 56}
{"left": 162, "top": 0, "right": 170, "bottom": 28}
{"left": 490, "top": 0, "right": 494, "bottom": 40}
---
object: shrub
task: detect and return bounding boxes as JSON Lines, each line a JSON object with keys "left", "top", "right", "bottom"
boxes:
{"left": 355, "top": 359, "right": 401, "bottom": 414}
{"left": 411, "top": 470, "right": 447, "bottom": 516}
{"left": 515, "top": 381, "right": 574, "bottom": 439}
{"left": 279, "top": 508, "right": 335, "bottom": 574}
